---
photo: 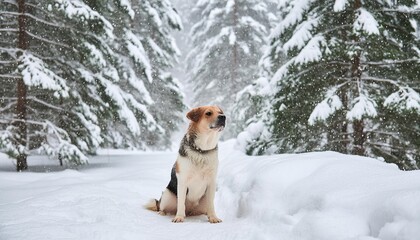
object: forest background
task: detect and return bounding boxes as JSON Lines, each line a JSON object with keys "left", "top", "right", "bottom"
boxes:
{"left": 0, "top": 0, "right": 419, "bottom": 171}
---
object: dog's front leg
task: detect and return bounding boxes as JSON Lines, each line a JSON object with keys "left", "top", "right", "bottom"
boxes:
{"left": 206, "top": 180, "right": 222, "bottom": 223}
{"left": 173, "top": 178, "right": 187, "bottom": 223}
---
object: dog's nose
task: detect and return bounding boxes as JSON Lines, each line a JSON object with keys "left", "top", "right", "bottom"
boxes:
{"left": 218, "top": 115, "right": 226, "bottom": 121}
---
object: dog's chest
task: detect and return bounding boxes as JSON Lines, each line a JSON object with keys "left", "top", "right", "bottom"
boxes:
{"left": 179, "top": 153, "right": 218, "bottom": 202}
{"left": 185, "top": 165, "right": 215, "bottom": 202}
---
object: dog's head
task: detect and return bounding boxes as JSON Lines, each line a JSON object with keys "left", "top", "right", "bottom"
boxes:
{"left": 187, "top": 106, "right": 226, "bottom": 132}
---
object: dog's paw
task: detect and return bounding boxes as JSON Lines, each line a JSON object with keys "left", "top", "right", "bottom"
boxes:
{"left": 208, "top": 216, "right": 222, "bottom": 224}
{"left": 158, "top": 211, "right": 166, "bottom": 216}
{"left": 172, "top": 215, "right": 185, "bottom": 223}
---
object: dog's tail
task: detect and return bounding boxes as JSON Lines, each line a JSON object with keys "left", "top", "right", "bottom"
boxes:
{"left": 144, "top": 199, "right": 159, "bottom": 211}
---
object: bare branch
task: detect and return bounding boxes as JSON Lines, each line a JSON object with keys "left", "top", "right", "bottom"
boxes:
{"left": 27, "top": 96, "right": 64, "bottom": 111}
{"left": 0, "top": 101, "right": 16, "bottom": 113}
{"left": 361, "top": 76, "right": 401, "bottom": 87}
{"left": 363, "top": 59, "right": 419, "bottom": 66}
{"left": 0, "top": 28, "right": 18, "bottom": 32}
{"left": 26, "top": 30, "right": 70, "bottom": 48}
{"left": 0, "top": 74, "right": 19, "bottom": 78}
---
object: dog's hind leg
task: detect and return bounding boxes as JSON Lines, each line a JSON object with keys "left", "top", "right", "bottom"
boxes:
{"left": 159, "top": 189, "right": 177, "bottom": 215}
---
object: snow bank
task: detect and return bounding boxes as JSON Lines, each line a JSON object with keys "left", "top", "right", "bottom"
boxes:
{"left": 218, "top": 140, "right": 420, "bottom": 240}
{"left": 1, "top": 141, "right": 420, "bottom": 240}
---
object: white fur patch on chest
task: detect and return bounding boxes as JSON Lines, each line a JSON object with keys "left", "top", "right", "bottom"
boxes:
{"left": 177, "top": 151, "right": 219, "bottom": 203}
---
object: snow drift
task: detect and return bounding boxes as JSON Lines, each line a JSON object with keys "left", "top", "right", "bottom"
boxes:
{"left": 1, "top": 140, "right": 420, "bottom": 240}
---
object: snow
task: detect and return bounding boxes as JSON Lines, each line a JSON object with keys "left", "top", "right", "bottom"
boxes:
{"left": 308, "top": 92, "right": 343, "bottom": 125}
{"left": 294, "top": 35, "right": 327, "bottom": 65}
{"left": 1, "top": 140, "right": 420, "bottom": 240}
{"left": 55, "top": 0, "right": 114, "bottom": 39}
{"left": 19, "top": 52, "right": 69, "bottom": 98}
{"left": 118, "top": 0, "right": 135, "bottom": 19}
{"left": 333, "top": 0, "right": 348, "bottom": 12}
{"left": 384, "top": 87, "right": 420, "bottom": 112}
{"left": 124, "top": 29, "right": 153, "bottom": 83}
{"left": 283, "top": 18, "right": 319, "bottom": 52}
{"left": 347, "top": 94, "right": 378, "bottom": 120}
{"left": 354, "top": 8, "right": 380, "bottom": 35}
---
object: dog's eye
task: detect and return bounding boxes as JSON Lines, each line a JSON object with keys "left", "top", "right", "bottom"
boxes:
{"left": 205, "top": 112, "right": 212, "bottom": 116}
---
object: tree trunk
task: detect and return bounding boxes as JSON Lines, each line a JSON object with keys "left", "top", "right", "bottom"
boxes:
{"left": 15, "top": 0, "right": 28, "bottom": 171}
{"left": 350, "top": 0, "right": 366, "bottom": 156}
{"left": 339, "top": 86, "right": 349, "bottom": 152}
{"left": 352, "top": 119, "right": 365, "bottom": 155}
{"left": 230, "top": 0, "right": 238, "bottom": 86}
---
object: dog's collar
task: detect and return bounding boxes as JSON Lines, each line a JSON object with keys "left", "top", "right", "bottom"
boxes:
{"left": 189, "top": 144, "right": 218, "bottom": 154}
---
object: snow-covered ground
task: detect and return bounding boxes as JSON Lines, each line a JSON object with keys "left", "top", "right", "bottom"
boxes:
{"left": 1, "top": 140, "right": 420, "bottom": 240}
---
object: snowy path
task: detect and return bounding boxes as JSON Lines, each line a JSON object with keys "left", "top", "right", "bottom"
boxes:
{"left": 0, "top": 151, "right": 248, "bottom": 240}
{"left": 1, "top": 141, "right": 420, "bottom": 240}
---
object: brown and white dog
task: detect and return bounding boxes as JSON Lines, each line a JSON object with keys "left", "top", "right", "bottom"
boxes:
{"left": 145, "top": 105, "right": 226, "bottom": 223}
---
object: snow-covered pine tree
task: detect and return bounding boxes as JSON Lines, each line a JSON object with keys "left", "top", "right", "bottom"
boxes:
{"left": 239, "top": 0, "right": 420, "bottom": 169}
{"left": 131, "top": 0, "right": 186, "bottom": 148}
{"left": 0, "top": 0, "right": 167, "bottom": 170}
{"left": 89, "top": 0, "right": 186, "bottom": 149}
{"left": 187, "top": 0, "right": 275, "bottom": 137}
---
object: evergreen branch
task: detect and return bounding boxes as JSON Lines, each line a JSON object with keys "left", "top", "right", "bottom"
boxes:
{"left": 24, "top": 12, "right": 65, "bottom": 28}
{"left": 27, "top": 96, "right": 64, "bottom": 111}
{"left": 26, "top": 30, "right": 70, "bottom": 48}
{"left": 0, "top": 11, "right": 68, "bottom": 29}
{"left": 339, "top": 76, "right": 402, "bottom": 87}
{"left": 379, "top": 8, "right": 420, "bottom": 14}
{"left": 0, "top": 60, "right": 15, "bottom": 64}
{"left": 363, "top": 59, "right": 420, "bottom": 66}
{"left": 369, "top": 142, "right": 417, "bottom": 153}
{"left": 321, "top": 24, "right": 352, "bottom": 35}
{"left": 0, "top": 47, "right": 18, "bottom": 53}
{"left": 0, "top": 74, "right": 19, "bottom": 78}
{"left": 370, "top": 146, "right": 403, "bottom": 161}
{"left": 1, "top": 118, "right": 48, "bottom": 126}
{"left": 0, "top": 0, "right": 16, "bottom": 7}
{"left": 0, "top": 101, "right": 16, "bottom": 113}
{"left": 0, "top": 28, "right": 18, "bottom": 32}
{"left": 361, "top": 76, "right": 401, "bottom": 86}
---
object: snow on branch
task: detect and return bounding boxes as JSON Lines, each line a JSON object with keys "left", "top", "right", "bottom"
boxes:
{"left": 353, "top": 8, "right": 380, "bottom": 35}
{"left": 118, "top": 0, "right": 135, "bottom": 19}
{"left": 346, "top": 94, "right": 378, "bottom": 120}
{"left": 53, "top": 0, "right": 114, "bottom": 39}
{"left": 124, "top": 67, "right": 153, "bottom": 105}
{"left": 144, "top": 1, "right": 162, "bottom": 27}
{"left": 308, "top": 89, "right": 343, "bottom": 125}
{"left": 239, "top": 16, "right": 267, "bottom": 34}
{"left": 0, "top": 128, "right": 19, "bottom": 157}
{"left": 334, "top": 0, "right": 348, "bottom": 12}
{"left": 18, "top": 51, "right": 69, "bottom": 98}
{"left": 294, "top": 35, "right": 329, "bottom": 65}
{"left": 384, "top": 87, "right": 420, "bottom": 112}
{"left": 124, "top": 29, "right": 153, "bottom": 83}
{"left": 40, "top": 120, "right": 89, "bottom": 165}
{"left": 225, "top": 0, "right": 235, "bottom": 14}
{"left": 283, "top": 18, "right": 319, "bottom": 52}
{"left": 83, "top": 42, "right": 107, "bottom": 68}
{"left": 98, "top": 76, "right": 155, "bottom": 136}
{"left": 270, "top": 0, "right": 316, "bottom": 38}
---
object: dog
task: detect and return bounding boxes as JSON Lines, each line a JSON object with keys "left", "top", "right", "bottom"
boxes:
{"left": 145, "top": 105, "right": 226, "bottom": 223}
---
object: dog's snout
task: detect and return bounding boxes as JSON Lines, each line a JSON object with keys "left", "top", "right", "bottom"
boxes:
{"left": 218, "top": 115, "right": 226, "bottom": 121}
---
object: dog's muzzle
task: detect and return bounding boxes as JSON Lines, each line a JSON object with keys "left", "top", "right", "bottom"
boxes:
{"left": 211, "top": 115, "right": 226, "bottom": 131}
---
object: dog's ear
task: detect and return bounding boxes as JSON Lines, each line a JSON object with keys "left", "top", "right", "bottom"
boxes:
{"left": 187, "top": 107, "right": 203, "bottom": 122}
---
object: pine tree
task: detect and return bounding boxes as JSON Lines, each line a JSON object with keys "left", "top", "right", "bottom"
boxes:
{"left": 239, "top": 0, "right": 420, "bottom": 169}
{"left": 92, "top": 0, "right": 186, "bottom": 149}
{"left": 0, "top": 0, "right": 183, "bottom": 170}
{"left": 187, "top": 0, "right": 275, "bottom": 137}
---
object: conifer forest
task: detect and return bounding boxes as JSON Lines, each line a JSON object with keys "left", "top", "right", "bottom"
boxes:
{"left": 1, "top": 0, "right": 419, "bottom": 171}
